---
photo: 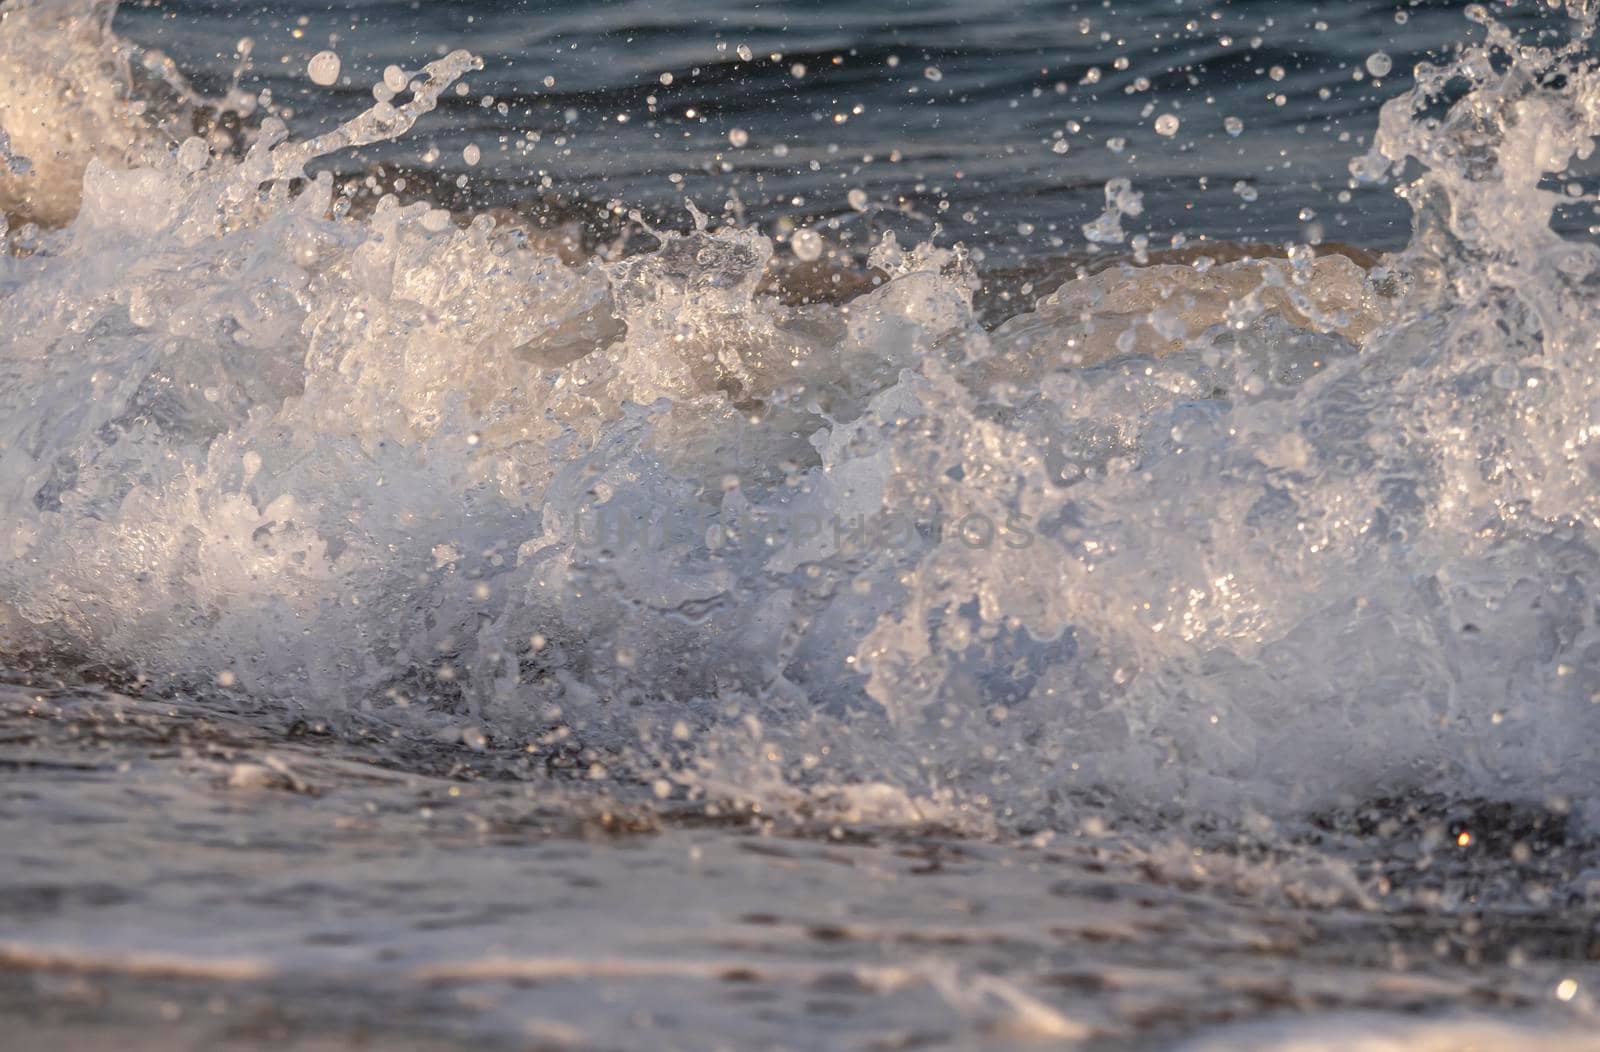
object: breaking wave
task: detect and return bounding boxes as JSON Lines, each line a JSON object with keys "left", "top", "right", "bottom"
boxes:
{"left": 4, "top": 0, "right": 1600, "bottom": 826}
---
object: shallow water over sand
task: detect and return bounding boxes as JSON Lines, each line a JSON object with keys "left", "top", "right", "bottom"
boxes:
{"left": 4, "top": 681, "right": 1599, "bottom": 1051}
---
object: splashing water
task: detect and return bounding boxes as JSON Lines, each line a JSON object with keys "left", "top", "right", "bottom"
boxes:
{"left": 3, "top": 0, "right": 1600, "bottom": 832}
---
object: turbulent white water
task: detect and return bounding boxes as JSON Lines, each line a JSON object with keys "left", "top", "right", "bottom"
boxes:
{"left": 4, "top": 0, "right": 1600, "bottom": 828}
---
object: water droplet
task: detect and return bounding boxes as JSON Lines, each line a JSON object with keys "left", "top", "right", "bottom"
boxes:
{"left": 728, "top": 128, "right": 749, "bottom": 148}
{"left": 1051, "top": 139, "right": 1070, "bottom": 154}
{"left": 462, "top": 144, "right": 481, "bottom": 166}
{"left": 736, "top": 44, "right": 753, "bottom": 62}
{"left": 307, "top": 50, "right": 341, "bottom": 87}
{"left": 791, "top": 228, "right": 823, "bottom": 262}
{"left": 1224, "top": 115, "right": 1244, "bottom": 137}
{"left": 1154, "top": 113, "right": 1180, "bottom": 137}
{"left": 383, "top": 65, "right": 409, "bottom": 93}
{"left": 1366, "top": 51, "right": 1393, "bottom": 78}
{"left": 847, "top": 188, "right": 869, "bottom": 211}
{"left": 176, "top": 137, "right": 209, "bottom": 173}
{"left": 924, "top": 66, "right": 943, "bottom": 82}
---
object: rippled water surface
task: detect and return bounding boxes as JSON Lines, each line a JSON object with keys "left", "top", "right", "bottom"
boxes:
{"left": 109, "top": 0, "right": 1583, "bottom": 259}
{"left": 5, "top": 0, "right": 1600, "bottom": 1048}
{"left": 7, "top": 680, "right": 1600, "bottom": 1051}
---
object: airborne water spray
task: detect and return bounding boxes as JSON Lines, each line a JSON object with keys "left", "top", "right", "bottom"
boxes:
{"left": 1, "top": 0, "right": 1599, "bottom": 831}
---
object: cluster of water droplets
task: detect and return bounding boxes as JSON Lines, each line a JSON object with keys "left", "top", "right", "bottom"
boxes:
{"left": 4, "top": 0, "right": 1600, "bottom": 827}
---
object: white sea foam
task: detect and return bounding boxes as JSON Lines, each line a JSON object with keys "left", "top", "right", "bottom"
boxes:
{"left": 3, "top": 0, "right": 1600, "bottom": 826}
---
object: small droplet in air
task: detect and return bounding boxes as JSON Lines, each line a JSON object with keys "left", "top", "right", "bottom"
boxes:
{"left": 176, "top": 137, "right": 209, "bottom": 173}
{"left": 307, "top": 50, "right": 341, "bottom": 87}
{"left": 462, "top": 144, "right": 481, "bottom": 166}
{"left": 1052, "top": 139, "right": 1069, "bottom": 154}
{"left": 1556, "top": 979, "right": 1578, "bottom": 1002}
{"left": 1224, "top": 116, "right": 1244, "bottom": 137}
{"left": 1154, "top": 113, "right": 1180, "bottom": 137}
{"left": 791, "top": 228, "right": 823, "bottom": 262}
{"left": 736, "top": 44, "right": 753, "bottom": 62}
{"left": 1366, "top": 51, "right": 1393, "bottom": 78}
{"left": 924, "top": 66, "right": 943, "bottom": 82}
{"left": 216, "top": 670, "right": 237, "bottom": 688}
{"left": 847, "top": 188, "right": 869, "bottom": 211}
{"left": 383, "top": 65, "right": 409, "bottom": 93}
{"left": 728, "top": 128, "right": 749, "bottom": 148}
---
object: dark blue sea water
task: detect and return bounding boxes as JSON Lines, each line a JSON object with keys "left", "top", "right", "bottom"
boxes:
{"left": 116, "top": 0, "right": 1566, "bottom": 262}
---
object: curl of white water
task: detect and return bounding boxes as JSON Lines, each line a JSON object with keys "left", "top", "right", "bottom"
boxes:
{"left": 0, "top": 0, "right": 154, "bottom": 226}
{"left": 3, "top": 1, "right": 1600, "bottom": 825}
